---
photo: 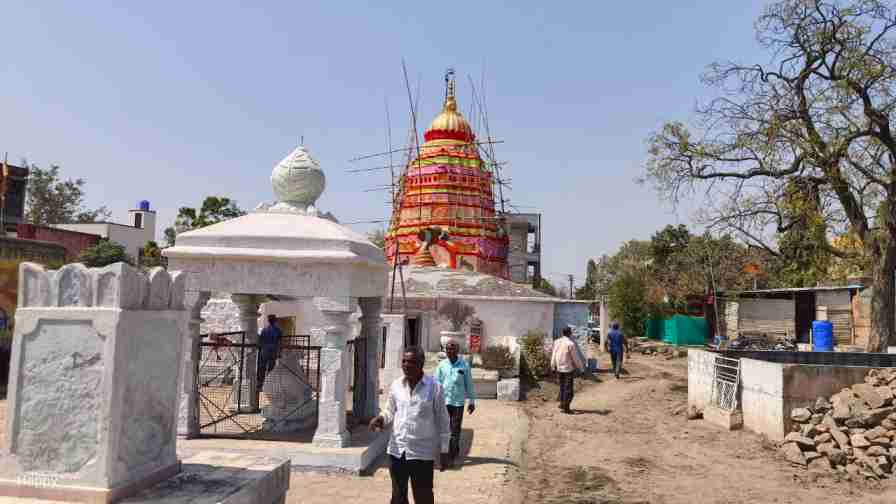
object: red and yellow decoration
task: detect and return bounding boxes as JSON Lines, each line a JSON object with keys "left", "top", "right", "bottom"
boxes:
{"left": 385, "top": 74, "right": 509, "bottom": 278}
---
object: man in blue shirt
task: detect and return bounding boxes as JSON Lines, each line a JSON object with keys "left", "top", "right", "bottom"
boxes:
{"left": 605, "top": 321, "right": 626, "bottom": 379}
{"left": 257, "top": 315, "right": 282, "bottom": 390}
{"left": 435, "top": 339, "right": 475, "bottom": 467}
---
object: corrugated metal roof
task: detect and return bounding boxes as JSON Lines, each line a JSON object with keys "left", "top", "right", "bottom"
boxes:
{"left": 720, "top": 285, "right": 865, "bottom": 296}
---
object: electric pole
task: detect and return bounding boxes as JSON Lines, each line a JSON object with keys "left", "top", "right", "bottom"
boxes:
{"left": 568, "top": 274, "right": 574, "bottom": 300}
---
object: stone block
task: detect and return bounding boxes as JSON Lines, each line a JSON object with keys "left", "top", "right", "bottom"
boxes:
{"left": 497, "top": 378, "right": 520, "bottom": 401}
{"left": 703, "top": 405, "right": 743, "bottom": 431}
{"left": 0, "top": 263, "right": 189, "bottom": 502}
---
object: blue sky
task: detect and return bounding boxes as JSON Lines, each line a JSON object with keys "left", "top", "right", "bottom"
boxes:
{"left": 2, "top": 1, "right": 768, "bottom": 288}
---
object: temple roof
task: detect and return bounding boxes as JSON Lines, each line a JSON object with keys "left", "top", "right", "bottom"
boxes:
{"left": 390, "top": 266, "right": 557, "bottom": 300}
{"left": 424, "top": 77, "right": 474, "bottom": 143}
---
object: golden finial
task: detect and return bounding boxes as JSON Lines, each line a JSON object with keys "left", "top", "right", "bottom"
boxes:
{"left": 444, "top": 68, "right": 456, "bottom": 112}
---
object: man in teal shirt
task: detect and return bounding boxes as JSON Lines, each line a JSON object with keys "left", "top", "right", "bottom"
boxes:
{"left": 435, "top": 340, "right": 475, "bottom": 467}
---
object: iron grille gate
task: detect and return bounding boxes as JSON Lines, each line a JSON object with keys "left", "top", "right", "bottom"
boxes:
{"left": 197, "top": 332, "right": 321, "bottom": 436}
{"left": 710, "top": 355, "right": 741, "bottom": 411}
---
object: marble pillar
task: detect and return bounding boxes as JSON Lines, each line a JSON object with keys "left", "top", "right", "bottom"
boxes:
{"left": 230, "top": 294, "right": 261, "bottom": 413}
{"left": 312, "top": 297, "right": 354, "bottom": 448}
{"left": 177, "top": 290, "right": 211, "bottom": 439}
{"left": 358, "top": 297, "right": 383, "bottom": 421}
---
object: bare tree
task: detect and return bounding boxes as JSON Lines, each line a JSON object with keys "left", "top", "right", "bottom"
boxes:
{"left": 645, "top": 0, "right": 896, "bottom": 351}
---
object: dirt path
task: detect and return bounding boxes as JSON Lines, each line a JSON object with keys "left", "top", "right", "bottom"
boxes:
{"left": 512, "top": 350, "right": 896, "bottom": 504}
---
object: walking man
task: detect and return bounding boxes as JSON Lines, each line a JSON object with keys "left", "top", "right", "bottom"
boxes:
{"left": 370, "top": 346, "right": 450, "bottom": 504}
{"left": 551, "top": 326, "right": 585, "bottom": 414}
{"left": 606, "top": 321, "right": 626, "bottom": 379}
{"left": 257, "top": 315, "right": 282, "bottom": 390}
{"left": 435, "top": 339, "right": 476, "bottom": 467}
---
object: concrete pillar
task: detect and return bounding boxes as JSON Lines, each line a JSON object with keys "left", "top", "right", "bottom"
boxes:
{"left": 178, "top": 290, "right": 211, "bottom": 439}
{"left": 359, "top": 297, "right": 383, "bottom": 421}
{"left": 230, "top": 293, "right": 262, "bottom": 412}
{"left": 312, "top": 297, "right": 354, "bottom": 448}
{"left": 599, "top": 295, "right": 609, "bottom": 352}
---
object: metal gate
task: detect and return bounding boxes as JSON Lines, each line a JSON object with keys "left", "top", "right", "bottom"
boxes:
{"left": 197, "top": 332, "right": 321, "bottom": 437}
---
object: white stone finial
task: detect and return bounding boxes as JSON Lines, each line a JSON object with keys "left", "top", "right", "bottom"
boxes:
{"left": 269, "top": 145, "right": 326, "bottom": 214}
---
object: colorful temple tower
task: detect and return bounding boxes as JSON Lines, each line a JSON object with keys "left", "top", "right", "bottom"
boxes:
{"left": 385, "top": 74, "right": 509, "bottom": 278}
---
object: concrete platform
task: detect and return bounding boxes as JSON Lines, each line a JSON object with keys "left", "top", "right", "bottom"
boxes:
{"left": 178, "top": 423, "right": 389, "bottom": 474}
{"left": 703, "top": 405, "right": 743, "bottom": 430}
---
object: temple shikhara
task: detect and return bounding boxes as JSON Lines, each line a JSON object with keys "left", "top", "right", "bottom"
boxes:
{"left": 385, "top": 74, "right": 510, "bottom": 279}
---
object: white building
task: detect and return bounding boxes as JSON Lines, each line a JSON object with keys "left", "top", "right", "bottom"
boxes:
{"left": 52, "top": 201, "right": 156, "bottom": 260}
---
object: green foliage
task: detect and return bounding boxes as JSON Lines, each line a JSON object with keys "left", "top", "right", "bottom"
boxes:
{"left": 77, "top": 239, "right": 134, "bottom": 268}
{"left": 366, "top": 228, "right": 386, "bottom": 250}
{"left": 533, "top": 277, "right": 558, "bottom": 297}
{"left": 480, "top": 345, "right": 516, "bottom": 370}
{"left": 519, "top": 330, "right": 551, "bottom": 381}
{"left": 608, "top": 271, "right": 650, "bottom": 338}
{"left": 437, "top": 299, "right": 475, "bottom": 331}
{"left": 25, "top": 164, "right": 110, "bottom": 225}
{"left": 140, "top": 240, "right": 164, "bottom": 268}
{"left": 163, "top": 196, "right": 246, "bottom": 246}
{"left": 575, "top": 258, "right": 606, "bottom": 300}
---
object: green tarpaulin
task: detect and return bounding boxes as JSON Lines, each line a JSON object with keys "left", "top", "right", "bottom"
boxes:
{"left": 646, "top": 315, "right": 707, "bottom": 346}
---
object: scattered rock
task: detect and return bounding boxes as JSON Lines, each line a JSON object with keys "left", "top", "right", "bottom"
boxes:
{"left": 784, "top": 432, "right": 816, "bottom": 450}
{"left": 808, "top": 456, "right": 832, "bottom": 472}
{"left": 781, "top": 442, "right": 807, "bottom": 466}
{"left": 846, "top": 463, "right": 861, "bottom": 476}
{"left": 801, "top": 424, "right": 815, "bottom": 438}
{"left": 851, "top": 434, "right": 871, "bottom": 448}
{"left": 871, "top": 437, "right": 891, "bottom": 447}
{"left": 853, "top": 384, "right": 885, "bottom": 409}
{"left": 814, "top": 396, "right": 832, "bottom": 413}
{"left": 831, "top": 429, "right": 850, "bottom": 450}
{"left": 829, "top": 448, "right": 847, "bottom": 466}
{"left": 817, "top": 442, "right": 835, "bottom": 455}
{"left": 865, "top": 426, "right": 887, "bottom": 440}
{"left": 686, "top": 405, "right": 702, "bottom": 420}
{"left": 814, "top": 433, "right": 833, "bottom": 445}
{"left": 804, "top": 451, "right": 823, "bottom": 462}
{"left": 866, "top": 446, "right": 888, "bottom": 457}
{"left": 810, "top": 414, "right": 823, "bottom": 425}
{"left": 791, "top": 408, "right": 813, "bottom": 423}
{"left": 833, "top": 404, "right": 852, "bottom": 421}
{"left": 858, "top": 407, "right": 895, "bottom": 427}
{"left": 875, "top": 386, "right": 894, "bottom": 405}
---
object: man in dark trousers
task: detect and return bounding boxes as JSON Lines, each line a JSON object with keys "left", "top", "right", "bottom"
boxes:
{"left": 435, "top": 339, "right": 476, "bottom": 467}
{"left": 257, "top": 315, "right": 282, "bottom": 390}
{"left": 606, "top": 321, "right": 626, "bottom": 379}
{"left": 370, "top": 346, "right": 450, "bottom": 504}
{"left": 551, "top": 326, "right": 585, "bottom": 414}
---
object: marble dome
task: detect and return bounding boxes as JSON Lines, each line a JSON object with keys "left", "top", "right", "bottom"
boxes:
{"left": 270, "top": 145, "right": 326, "bottom": 211}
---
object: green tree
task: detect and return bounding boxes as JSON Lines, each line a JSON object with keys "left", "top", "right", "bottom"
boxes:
{"left": 532, "top": 277, "right": 558, "bottom": 297}
{"left": 608, "top": 271, "right": 650, "bottom": 338}
{"left": 140, "top": 240, "right": 164, "bottom": 268}
{"left": 366, "top": 228, "right": 386, "bottom": 250}
{"left": 164, "top": 196, "right": 245, "bottom": 246}
{"left": 25, "top": 165, "right": 110, "bottom": 225}
{"left": 77, "top": 239, "right": 134, "bottom": 268}
{"left": 644, "top": 0, "right": 896, "bottom": 350}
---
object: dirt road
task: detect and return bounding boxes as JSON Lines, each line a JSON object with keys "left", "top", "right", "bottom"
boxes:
{"left": 510, "top": 350, "right": 896, "bottom": 504}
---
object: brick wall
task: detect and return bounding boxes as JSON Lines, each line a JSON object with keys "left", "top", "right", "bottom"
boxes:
{"left": 16, "top": 223, "right": 100, "bottom": 261}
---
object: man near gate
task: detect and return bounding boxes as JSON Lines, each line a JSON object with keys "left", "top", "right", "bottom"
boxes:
{"left": 370, "top": 346, "right": 450, "bottom": 504}
{"left": 551, "top": 326, "right": 585, "bottom": 414}
{"left": 257, "top": 315, "right": 282, "bottom": 390}
{"left": 435, "top": 339, "right": 476, "bottom": 467}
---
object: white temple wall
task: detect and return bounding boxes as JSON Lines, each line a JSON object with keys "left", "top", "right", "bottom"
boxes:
{"left": 428, "top": 297, "right": 555, "bottom": 355}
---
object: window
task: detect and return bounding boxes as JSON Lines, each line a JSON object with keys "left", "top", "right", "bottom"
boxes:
{"left": 134, "top": 213, "right": 143, "bottom": 229}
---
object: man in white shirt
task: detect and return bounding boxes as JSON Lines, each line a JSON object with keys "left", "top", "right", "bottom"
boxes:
{"left": 551, "top": 326, "right": 585, "bottom": 414}
{"left": 370, "top": 346, "right": 450, "bottom": 504}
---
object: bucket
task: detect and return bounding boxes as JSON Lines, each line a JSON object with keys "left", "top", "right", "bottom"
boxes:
{"left": 812, "top": 320, "right": 834, "bottom": 352}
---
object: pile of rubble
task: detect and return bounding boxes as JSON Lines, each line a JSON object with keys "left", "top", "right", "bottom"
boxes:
{"left": 782, "top": 368, "right": 896, "bottom": 478}
{"left": 633, "top": 341, "right": 687, "bottom": 359}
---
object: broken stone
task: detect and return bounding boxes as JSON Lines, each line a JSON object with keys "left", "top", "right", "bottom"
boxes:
{"left": 686, "top": 405, "right": 702, "bottom": 420}
{"left": 821, "top": 414, "right": 838, "bottom": 430}
{"left": 831, "top": 429, "right": 850, "bottom": 450}
{"left": 833, "top": 404, "right": 852, "bottom": 421}
{"left": 809, "top": 413, "right": 823, "bottom": 425}
{"left": 801, "top": 424, "right": 816, "bottom": 438}
{"left": 817, "top": 442, "right": 835, "bottom": 455}
{"left": 814, "top": 396, "right": 832, "bottom": 413}
{"left": 853, "top": 383, "right": 886, "bottom": 409}
{"left": 791, "top": 408, "right": 813, "bottom": 423}
{"left": 815, "top": 433, "right": 833, "bottom": 445}
{"left": 848, "top": 428, "right": 867, "bottom": 436}
{"left": 829, "top": 448, "right": 848, "bottom": 466}
{"left": 867, "top": 446, "right": 888, "bottom": 457}
{"left": 858, "top": 407, "right": 895, "bottom": 427}
{"left": 881, "top": 418, "right": 896, "bottom": 431}
{"left": 872, "top": 437, "right": 892, "bottom": 447}
{"left": 846, "top": 463, "right": 861, "bottom": 475}
{"left": 814, "top": 424, "right": 830, "bottom": 435}
{"left": 866, "top": 426, "right": 887, "bottom": 440}
{"left": 851, "top": 434, "right": 871, "bottom": 448}
{"left": 804, "top": 451, "right": 823, "bottom": 462}
{"left": 876, "top": 386, "right": 894, "bottom": 405}
{"left": 850, "top": 401, "right": 870, "bottom": 417}
{"left": 845, "top": 417, "right": 865, "bottom": 429}
{"left": 808, "top": 456, "right": 832, "bottom": 472}
{"left": 781, "top": 443, "right": 807, "bottom": 466}
{"left": 784, "top": 432, "right": 816, "bottom": 450}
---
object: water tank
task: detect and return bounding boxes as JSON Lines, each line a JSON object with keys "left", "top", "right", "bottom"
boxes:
{"left": 138, "top": 200, "right": 151, "bottom": 211}
{"left": 812, "top": 320, "right": 834, "bottom": 352}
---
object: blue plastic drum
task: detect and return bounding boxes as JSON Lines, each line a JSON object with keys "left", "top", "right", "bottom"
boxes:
{"left": 812, "top": 320, "right": 834, "bottom": 352}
